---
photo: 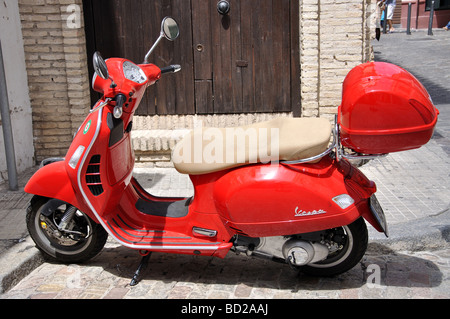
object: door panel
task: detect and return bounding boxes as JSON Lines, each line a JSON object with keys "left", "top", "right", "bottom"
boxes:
{"left": 84, "top": 0, "right": 299, "bottom": 115}
{"left": 84, "top": 0, "right": 195, "bottom": 115}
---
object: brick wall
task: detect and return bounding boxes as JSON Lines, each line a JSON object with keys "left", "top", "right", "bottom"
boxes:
{"left": 300, "top": 0, "right": 375, "bottom": 121}
{"left": 18, "top": 0, "right": 90, "bottom": 163}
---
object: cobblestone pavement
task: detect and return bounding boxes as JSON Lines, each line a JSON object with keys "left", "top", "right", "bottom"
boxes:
{"left": 1, "top": 30, "right": 449, "bottom": 300}
{"left": 0, "top": 168, "right": 35, "bottom": 256}
{"left": 1, "top": 242, "right": 449, "bottom": 299}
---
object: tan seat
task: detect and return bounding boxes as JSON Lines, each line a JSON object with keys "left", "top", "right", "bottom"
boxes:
{"left": 172, "top": 117, "right": 332, "bottom": 175}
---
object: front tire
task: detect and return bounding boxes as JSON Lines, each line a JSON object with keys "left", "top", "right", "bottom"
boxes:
{"left": 299, "top": 217, "right": 368, "bottom": 276}
{"left": 26, "top": 196, "right": 108, "bottom": 263}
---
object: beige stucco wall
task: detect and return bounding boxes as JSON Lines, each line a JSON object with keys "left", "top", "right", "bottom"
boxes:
{"left": 0, "top": 0, "right": 34, "bottom": 184}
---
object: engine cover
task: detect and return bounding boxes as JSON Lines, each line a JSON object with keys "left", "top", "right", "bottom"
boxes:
{"left": 233, "top": 236, "right": 329, "bottom": 266}
{"left": 282, "top": 239, "right": 329, "bottom": 266}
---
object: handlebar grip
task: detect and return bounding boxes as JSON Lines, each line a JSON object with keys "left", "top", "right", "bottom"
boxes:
{"left": 160, "top": 64, "right": 181, "bottom": 74}
{"left": 115, "top": 93, "right": 127, "bottom": 108}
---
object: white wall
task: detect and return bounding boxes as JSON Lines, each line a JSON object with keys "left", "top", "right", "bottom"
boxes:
{"left": 0, "top": 0, "right": 34, "bottom": 184}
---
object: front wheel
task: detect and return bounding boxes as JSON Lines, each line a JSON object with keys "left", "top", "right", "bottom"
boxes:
{"left": 26, "top": 196, "right": 108, "bottom": 263}
{"left": 299, "top": 217, "right": 368, "bottom": 276}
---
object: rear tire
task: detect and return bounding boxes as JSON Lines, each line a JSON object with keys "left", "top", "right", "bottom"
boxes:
{"left": 26, "top": 196, "right": 108, "bottom": 263}
{"left": 299, "top": 217, "right": 368, "bottom": 276}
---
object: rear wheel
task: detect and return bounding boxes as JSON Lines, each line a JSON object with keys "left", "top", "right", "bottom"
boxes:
{"left": 299, "top": 217, "right": 368, "bottom": 276}
{"left": 26, "top": 196, "right": 108, "bottom": 263}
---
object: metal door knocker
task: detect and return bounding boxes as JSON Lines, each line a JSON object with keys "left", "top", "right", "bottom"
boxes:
{"left": 217, "top": 1, "right": 230, "bottom": 15}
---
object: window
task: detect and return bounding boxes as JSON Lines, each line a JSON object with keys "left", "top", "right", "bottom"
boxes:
{"left": 426, "top": 0, "right": 450, "bottom": 11}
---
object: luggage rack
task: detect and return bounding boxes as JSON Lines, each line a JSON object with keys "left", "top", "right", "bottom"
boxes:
{"left": 280, "top": 116, "right": 388, "bottom": 165}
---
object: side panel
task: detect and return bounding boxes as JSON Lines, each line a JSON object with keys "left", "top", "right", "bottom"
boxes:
{"left": 211, "top": 158, "right": 376, "bottom": 237}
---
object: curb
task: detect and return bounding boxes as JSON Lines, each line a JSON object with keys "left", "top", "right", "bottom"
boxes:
{"left": 0, "top": 237, "right": 43, "bottom": 294}
{"left": 369, "top": 207, "right": 450, "bottom": 252}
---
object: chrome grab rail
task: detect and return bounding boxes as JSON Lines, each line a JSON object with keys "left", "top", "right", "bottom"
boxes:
{"left": 280, "top": 127, "right": 338, "bottom": 165}
{"left": 280, "top": 116, "right": 388, "bottom": 166}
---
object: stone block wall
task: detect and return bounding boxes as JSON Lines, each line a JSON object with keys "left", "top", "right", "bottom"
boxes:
{"left": 18, "top": 0, "right": 90, "bottom": 163}
{"left": 300, "top": 0, "right": 375, "bottom": 120}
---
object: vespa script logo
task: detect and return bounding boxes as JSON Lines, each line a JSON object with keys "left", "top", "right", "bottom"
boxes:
{"left": 295, "top": 206, "right": 327, "bottom": 217}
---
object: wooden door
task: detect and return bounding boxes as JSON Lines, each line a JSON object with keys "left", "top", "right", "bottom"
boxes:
{"left": 83, "top": 0, "right": 195, "bottom": 115}
{"left": 83, "top": 0, "right": 300, "bottom": 116}
{"left": 193, "top": 0, "right": 299, "bottom": 114}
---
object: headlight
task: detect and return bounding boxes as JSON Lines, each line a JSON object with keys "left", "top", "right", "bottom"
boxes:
{"left": 123, "top": 61, "right": 147, "bottom": 84}
{"left": 69, "top": 145, "right": 85, "bottom": 169}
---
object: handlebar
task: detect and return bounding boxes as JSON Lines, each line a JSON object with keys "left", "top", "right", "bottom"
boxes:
{"left": 160, "top": 64, "right": 181, "bottom": 74}
{"left": 99, "top": 64, "right": 180, "bottom": 119}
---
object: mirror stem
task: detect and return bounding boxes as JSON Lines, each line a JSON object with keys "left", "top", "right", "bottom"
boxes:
{"left": 143, "top": 33, "right": 164, "bottom": 64}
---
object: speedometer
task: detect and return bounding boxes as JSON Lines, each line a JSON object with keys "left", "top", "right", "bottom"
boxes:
{"left": 123, "top": 61, "right": 147, "bottom": 84}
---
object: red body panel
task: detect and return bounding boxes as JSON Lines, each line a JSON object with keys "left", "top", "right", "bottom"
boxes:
{"left": 24, "top": 161, "right": 84, "bottom": 213}
{"left": 188, "top": 157, "right": 380, "bottom": 237}
{"left": 210, "top": 158, "right": 376, "bottom": 237}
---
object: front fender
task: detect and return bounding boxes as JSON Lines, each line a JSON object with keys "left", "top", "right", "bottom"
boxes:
{"left": 25, "top": 161, "right": 84, "bottom": 211}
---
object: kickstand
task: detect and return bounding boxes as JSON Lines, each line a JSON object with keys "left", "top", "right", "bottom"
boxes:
{"left": 130, "top": 252, "right": 151, "bottom": 286}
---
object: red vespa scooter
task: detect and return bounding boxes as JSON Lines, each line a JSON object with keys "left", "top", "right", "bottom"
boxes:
{"left": 24, "top": 17, "right": 438, "bottom": 285}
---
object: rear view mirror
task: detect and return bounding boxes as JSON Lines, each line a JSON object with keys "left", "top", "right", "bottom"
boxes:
{"left": 144, "top": 17, "right": 179, "bottom": 63}
{"left": 162, "top": 17, "right": 179, "bottom": 41}
{"left": 93, "top": 51, "right": 109, "bottom": 80}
